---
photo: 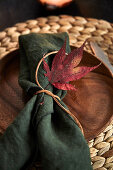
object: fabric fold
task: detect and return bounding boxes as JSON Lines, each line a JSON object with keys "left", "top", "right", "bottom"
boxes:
{"left": 0, "top": 32, "right": 92, "bottom": 170}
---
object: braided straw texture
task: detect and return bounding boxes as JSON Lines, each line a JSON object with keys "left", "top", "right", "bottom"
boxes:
{"left": 0, "top": 15, "right": 113, "bottom": 170}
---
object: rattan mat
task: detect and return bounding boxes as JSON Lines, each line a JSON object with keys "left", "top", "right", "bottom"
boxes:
{"left": 0, "top": 15, "right": 113, "bottom": 170}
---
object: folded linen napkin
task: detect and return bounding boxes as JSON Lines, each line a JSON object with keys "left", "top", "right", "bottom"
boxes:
{"left": 0, "top": 32, "right": 92, "bottom": 170}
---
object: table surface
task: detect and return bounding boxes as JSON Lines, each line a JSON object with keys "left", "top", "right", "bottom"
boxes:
{"left": 0, "top": 15, "right": 113, "bottom": 170}
{"left": 0, "top": 0, "right": 113, "bottom": 31}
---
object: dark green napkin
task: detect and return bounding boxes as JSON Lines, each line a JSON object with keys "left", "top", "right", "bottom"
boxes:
{"left": 0, "top": 32, "right": 92, "bottom": 170}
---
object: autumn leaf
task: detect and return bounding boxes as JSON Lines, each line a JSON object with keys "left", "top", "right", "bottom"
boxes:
{"left": 43, "top": 39, "right": 100, "bottom": 90}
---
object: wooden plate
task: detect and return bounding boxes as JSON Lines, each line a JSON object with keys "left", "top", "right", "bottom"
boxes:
{"left": 0, "top": 47, "right": 113, "bottom": 141}
{"left": 0, "top": 50, "right": 27, "bottom": 134}
{"left": 63, "top": 46, "right": 113, "bottom": 140}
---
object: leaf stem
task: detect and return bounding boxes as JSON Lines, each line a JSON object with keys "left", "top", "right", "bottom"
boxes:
{"left": 44, "top": 82, "right": 50, "bottom": 90}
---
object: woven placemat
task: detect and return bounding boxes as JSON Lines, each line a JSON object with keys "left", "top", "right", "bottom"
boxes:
{"left": 0, "top": 15, "right": 113, "bottom": 170}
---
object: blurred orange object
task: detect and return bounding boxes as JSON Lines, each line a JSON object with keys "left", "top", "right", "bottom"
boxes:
{"left": 39, "top": 0, "right": 72, "bottom": 7}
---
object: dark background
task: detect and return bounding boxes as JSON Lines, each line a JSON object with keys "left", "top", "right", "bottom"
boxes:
{"left": 0, "top": 0, "right": 113, "bottom": 31}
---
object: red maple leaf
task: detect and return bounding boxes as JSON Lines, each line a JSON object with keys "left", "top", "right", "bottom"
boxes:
{"left": 43, "top": 39, "right": 100, "bottom": 90}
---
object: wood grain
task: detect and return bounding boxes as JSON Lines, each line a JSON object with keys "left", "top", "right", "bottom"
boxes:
{"left": 0, "top": 50, "right": 27, "bottom": 133}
